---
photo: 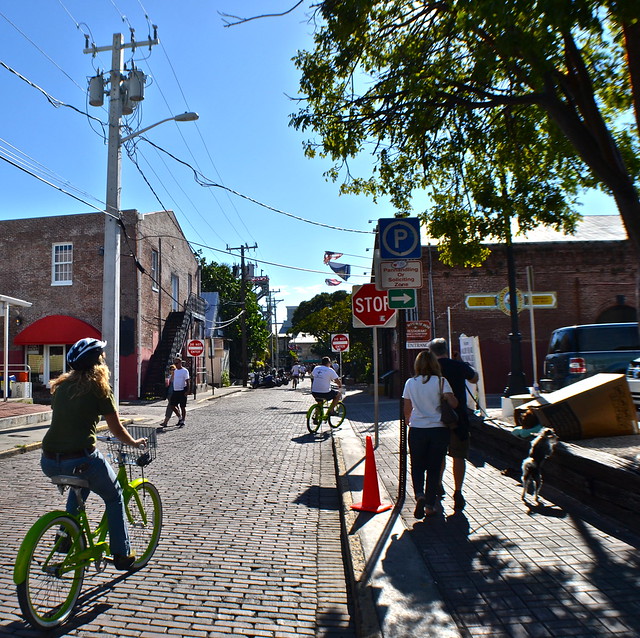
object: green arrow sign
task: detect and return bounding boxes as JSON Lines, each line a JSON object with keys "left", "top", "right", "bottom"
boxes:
{"left": 388, "top": 289, "right": 417, "bottom": 309}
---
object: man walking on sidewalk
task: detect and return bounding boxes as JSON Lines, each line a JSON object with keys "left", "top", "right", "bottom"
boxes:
{"left": 159, "top": 355, "right": 190, "bottom": 428}
{"left": 430, "top": 338, "right": 478, "bottom": 511}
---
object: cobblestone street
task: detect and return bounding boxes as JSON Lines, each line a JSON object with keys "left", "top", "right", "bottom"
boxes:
{"left": 0, "top": 387, "right": 354, "bottom": 637}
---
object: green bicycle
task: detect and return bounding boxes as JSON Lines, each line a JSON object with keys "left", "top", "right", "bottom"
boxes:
{"left": 306, "top": 394, "right": 347, "bottom": 434}
{"left": 13, "top": 426, "right": 162, "bottom": 630}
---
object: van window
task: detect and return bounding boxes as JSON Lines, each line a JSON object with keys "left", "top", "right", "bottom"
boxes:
{"left": 548, "top": 328, "right": 575, "bottom": 353}
{"left": 577, "top": 325, "right": 640, "bottom": 351}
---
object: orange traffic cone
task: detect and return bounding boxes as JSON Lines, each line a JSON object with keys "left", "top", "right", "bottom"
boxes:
{"left": 351, "top": 435, "right": 393, "bottom": 513}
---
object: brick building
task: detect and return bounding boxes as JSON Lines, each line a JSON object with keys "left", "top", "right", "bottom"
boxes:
{"left": 0, "top": 209, "right": 204, "bottom": 401}
{"left": 382, "top": 215, "right": 637, "bottom": 395}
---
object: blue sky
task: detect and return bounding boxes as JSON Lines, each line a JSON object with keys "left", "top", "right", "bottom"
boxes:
{"left": 0, "top": 1, "right": 618, "bottom": 330}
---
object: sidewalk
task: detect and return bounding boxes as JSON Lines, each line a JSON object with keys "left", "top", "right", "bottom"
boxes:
{"left": 336, "top": 390, "right": 640, "bottom": 638}
{"left": 0, "top": 385, "right": 245, "bottom": 459}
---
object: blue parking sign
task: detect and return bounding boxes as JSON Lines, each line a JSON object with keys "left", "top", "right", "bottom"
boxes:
{"left": 379, "top": 218, "right": 422, "bottom": 259}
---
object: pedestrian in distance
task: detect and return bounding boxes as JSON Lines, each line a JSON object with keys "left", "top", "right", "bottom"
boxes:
{"left": 311, "top": 356, "right": 343, "bottom": 414}
{"left": 429, "top": 337, "right": 479, "bottom": 512}
{"left": 403, "top": 349, "right": 457, "bottom": 518}
{"left": 164, "top": 364, "right": 182, "bottom": 421}
{"left": 159, "top": 354, "right": 190, "bottom": 428}
{"left": 40, "top": 337, "right": 147, "bottom": 571}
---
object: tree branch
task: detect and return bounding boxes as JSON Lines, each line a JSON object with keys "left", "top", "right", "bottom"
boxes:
{"left": 220, "top": 1, "right": 304, "bottom": 27}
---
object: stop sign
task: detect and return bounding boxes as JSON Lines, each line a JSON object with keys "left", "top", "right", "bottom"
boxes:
{"left": 331, "top": 333, "right": 350, "bottom": 352}
{"left": 352, "top": 284, "right": 397, "bottom": 328}
{"left": 186, "top": 339, "right": 205, "bottom": 357}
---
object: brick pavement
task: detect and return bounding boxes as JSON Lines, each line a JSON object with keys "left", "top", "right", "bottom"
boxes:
{"left": 342, "top": 391, "right": 640, "bottom": 638}
{"left": 0, "top": 388, "right": 355, "bottom": 637}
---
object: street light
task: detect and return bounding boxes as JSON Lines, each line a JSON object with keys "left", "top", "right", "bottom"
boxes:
{"left": 101, "top": 42, "right": 199, "bottom": 406}
{"left": 120, "top": 112, "right": 199, "bottom": 142}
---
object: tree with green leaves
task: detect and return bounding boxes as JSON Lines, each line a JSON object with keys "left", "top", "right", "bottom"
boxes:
{"left": 290, "top": 290, "right": 374, "bottom": 380}
{"left": 291, "top": 1, "right": 640, "bottom": 265}
{"left": 199, "top": 256, "right": 270, "bottom": 379}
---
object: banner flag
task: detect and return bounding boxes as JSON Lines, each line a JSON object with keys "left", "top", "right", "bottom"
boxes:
{"left": 328, "top": 262, "right": 351, "bottom": 281}
{"left": 323, "top": 251, "right": 344, "bottom": 265}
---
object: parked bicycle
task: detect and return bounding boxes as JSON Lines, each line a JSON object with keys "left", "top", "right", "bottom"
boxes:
{"left": 306, "top": 393, "right": 347, "bottom": 433}
{"left": 13, "top": 426, "right": 162, "bottom": 630}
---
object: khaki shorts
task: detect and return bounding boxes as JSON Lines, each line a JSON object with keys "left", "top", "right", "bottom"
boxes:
{"left": 448, "top": 429, "right": 470, "bottom": 459}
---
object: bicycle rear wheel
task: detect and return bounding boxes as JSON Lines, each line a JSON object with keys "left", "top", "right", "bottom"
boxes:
{"left": 306, "top": 403, "right": 322, "bottom": 434}
{"left": 328, "top": 402, "right": 346, "bottom": 428}
{"left": 126, "top": 481, "right": 162, "bottom": 569}
{"left": 16, "top": 514, "right": 85, "bottom": 630}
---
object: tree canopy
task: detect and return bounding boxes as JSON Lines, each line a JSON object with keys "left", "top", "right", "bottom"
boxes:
{"left": 199, "top": 256, "right": 270, "bottom": 377}
{"left": 292, "top": 0, "right": 640, "bottom": 264}
{"left": 289, "top": 290, "right": 374, "bottom": 381}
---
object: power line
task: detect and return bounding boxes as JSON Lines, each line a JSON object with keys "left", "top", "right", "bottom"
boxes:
{"left": 139, "top": 136, "right": 375, "bottom": 235}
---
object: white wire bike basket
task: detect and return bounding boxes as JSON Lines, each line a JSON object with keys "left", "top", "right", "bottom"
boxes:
{"left": 104, "top": 425, "right": 157, "bottom": 467}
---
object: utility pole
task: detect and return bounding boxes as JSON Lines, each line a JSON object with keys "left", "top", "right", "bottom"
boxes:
{"left": 265, "top": 290, "right": 282, "bottom": 369}
{"left": 228, "top": 244, "right": 257, "bottom": 386}
{"left": 84, "top": 32, "right": 158, "bottom": 405}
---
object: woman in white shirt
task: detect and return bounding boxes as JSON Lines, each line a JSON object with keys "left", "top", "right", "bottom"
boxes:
{"left": 403, "top": 350, "right": 457, "bottom": 518}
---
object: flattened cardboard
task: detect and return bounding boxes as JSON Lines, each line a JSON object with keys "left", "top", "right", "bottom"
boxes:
{"left": 526, "top": 374, "right": 638, "bottom": 440}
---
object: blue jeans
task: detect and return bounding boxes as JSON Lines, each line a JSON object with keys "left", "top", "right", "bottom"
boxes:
{"left": 40, "top": 449, "right": 131, "bottom": 556}
{"left": 408, "top": 427, "right": 450, "bottom": 507}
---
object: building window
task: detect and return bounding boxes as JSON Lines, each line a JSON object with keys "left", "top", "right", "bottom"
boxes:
{"left": 151, "top": 250, "right": 159, "bottom": 292}
{"left": 52, "top": 243, "right": 73, "bottom": 286}
{"left": 171, "top": 274, "right": 179, "bottom": 311}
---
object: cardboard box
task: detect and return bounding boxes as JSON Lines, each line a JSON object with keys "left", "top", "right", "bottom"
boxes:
{"left": 527, "top": 373, "right": 638, "bottom": 440}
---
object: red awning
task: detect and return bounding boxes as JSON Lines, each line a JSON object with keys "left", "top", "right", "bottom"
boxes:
{"left": 14, "top": 315, "right": 101, "bottom": 346}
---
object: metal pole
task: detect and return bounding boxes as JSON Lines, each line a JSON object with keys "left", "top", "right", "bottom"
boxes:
{"left": 102, "top": 33, "right": 124, "bottom": 406}
{"left": 398, "top": 309, "right": 407, "bottom": 501}
{"left": 504, "top": 237, "right": 528, "bottom": 396}
{"left": 3, "top": 302, "right": 8, "bottom": 402}
{"left": 373, "top": 326, "right": 379, "bottom": 447}
{"left": 526, "top": 266, "right": 539, "bottom": 394}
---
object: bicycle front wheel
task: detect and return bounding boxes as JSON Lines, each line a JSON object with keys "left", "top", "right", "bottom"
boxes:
{"left": 126, "top": 481, "right": 162, "bottom": 569}
{"left": 306, "top": 403, "right": 322, "bottom": 434}
{"left": 16, "top": 514, "right": 85, "bottom": 630}
{"left": 329, "top": 402, "right": 346, "bottom": 428}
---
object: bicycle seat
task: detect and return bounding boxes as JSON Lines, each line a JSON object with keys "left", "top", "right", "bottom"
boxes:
{"left": 50, "top": 475, "right": 90, "bottom": 489}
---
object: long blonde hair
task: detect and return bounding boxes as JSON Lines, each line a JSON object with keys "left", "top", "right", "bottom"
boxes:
{"left": 413, "top": 350, "right": 442, "bottom": 383}
{"left": 50, "top": 362, "right": 112, "bottom": 399}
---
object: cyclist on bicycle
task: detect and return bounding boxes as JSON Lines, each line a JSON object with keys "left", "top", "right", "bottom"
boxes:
{"left": 40, "top": 337, "right": 147, "bottom": 571}
{"left": 311, "top": 357, "right": 343, "bottom": 414}
{"left": 291, "top": 361, "right": 302, "bottom": 388}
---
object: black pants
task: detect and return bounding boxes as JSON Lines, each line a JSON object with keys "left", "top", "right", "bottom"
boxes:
{"left": 408, "top": 427, "right": 450, "bottom": 507}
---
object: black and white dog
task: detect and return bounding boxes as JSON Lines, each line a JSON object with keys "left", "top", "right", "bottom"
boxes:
{"left": 521, "top": 427, "right": 559, "bottom": 505}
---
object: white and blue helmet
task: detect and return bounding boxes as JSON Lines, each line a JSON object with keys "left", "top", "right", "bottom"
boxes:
{"left": 67, "top": 338, "right": 106, "bottom": 371}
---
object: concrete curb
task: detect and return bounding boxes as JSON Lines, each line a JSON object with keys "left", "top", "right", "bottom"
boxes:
{"left": 332, "top": 419, "right": 461, "bottom": 637}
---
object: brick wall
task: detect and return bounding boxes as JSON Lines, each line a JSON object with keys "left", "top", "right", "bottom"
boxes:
{"left": 392, "top": 239, "right": 637, "bottom": 395}
{"left": 0, "top": 210, "right": 200, "bottom": 400}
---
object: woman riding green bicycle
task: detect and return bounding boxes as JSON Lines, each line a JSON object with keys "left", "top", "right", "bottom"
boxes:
{"left": 306, "top": 357, "right": 346, "bottom": 433}
{"left": 39, "top": 337, "right": 146, "bottom": 571}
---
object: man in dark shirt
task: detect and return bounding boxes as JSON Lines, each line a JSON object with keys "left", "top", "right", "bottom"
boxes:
{"left": 430, "top": 338, "right": 479, "bottom": 511}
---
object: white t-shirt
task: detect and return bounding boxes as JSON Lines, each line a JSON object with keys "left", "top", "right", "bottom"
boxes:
{"left": 172, "top": 367, "right": 190, "bottom": 391}
{"left": 291, "top": 364, "right": 301, "bottom": 376}
{"left": 402, "top": 375, "right": 452, "bottom": 428}
{"left": 311, "top": 365, "right": 339, "bottom": 394}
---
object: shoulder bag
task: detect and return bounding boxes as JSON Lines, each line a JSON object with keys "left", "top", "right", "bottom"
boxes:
{"left": 439, "top": 377, "right": 459, "bottom": 428}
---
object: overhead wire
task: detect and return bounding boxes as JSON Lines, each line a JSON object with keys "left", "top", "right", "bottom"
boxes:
{"left": 138, "top": 136, "right": 375, "bottom": 234}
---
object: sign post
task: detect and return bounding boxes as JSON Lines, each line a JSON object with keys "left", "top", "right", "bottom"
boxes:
{"left": 331, "top": 333, "right": 350, "bottom": 378}
{"left": 352, "top": 284, "right": 397, "bottom": 446}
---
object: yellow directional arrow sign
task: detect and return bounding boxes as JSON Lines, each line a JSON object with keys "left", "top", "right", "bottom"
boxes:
{"left": 465, "top": 291, "right": 557, "bottom": 311}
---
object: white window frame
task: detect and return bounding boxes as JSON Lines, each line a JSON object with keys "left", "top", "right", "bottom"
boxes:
{"left": 171, "top": 274, "right": 179, "bottom": 311}
{"left": 151, "top": 249, "right": 159, "bottom": 292}
{"left": 52, "top": 243, "right": 73, "bottom": 286}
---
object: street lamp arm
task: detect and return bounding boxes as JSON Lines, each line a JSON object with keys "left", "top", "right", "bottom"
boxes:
{"left": 120, "top": 112, "right": 199, "bottom": 143}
